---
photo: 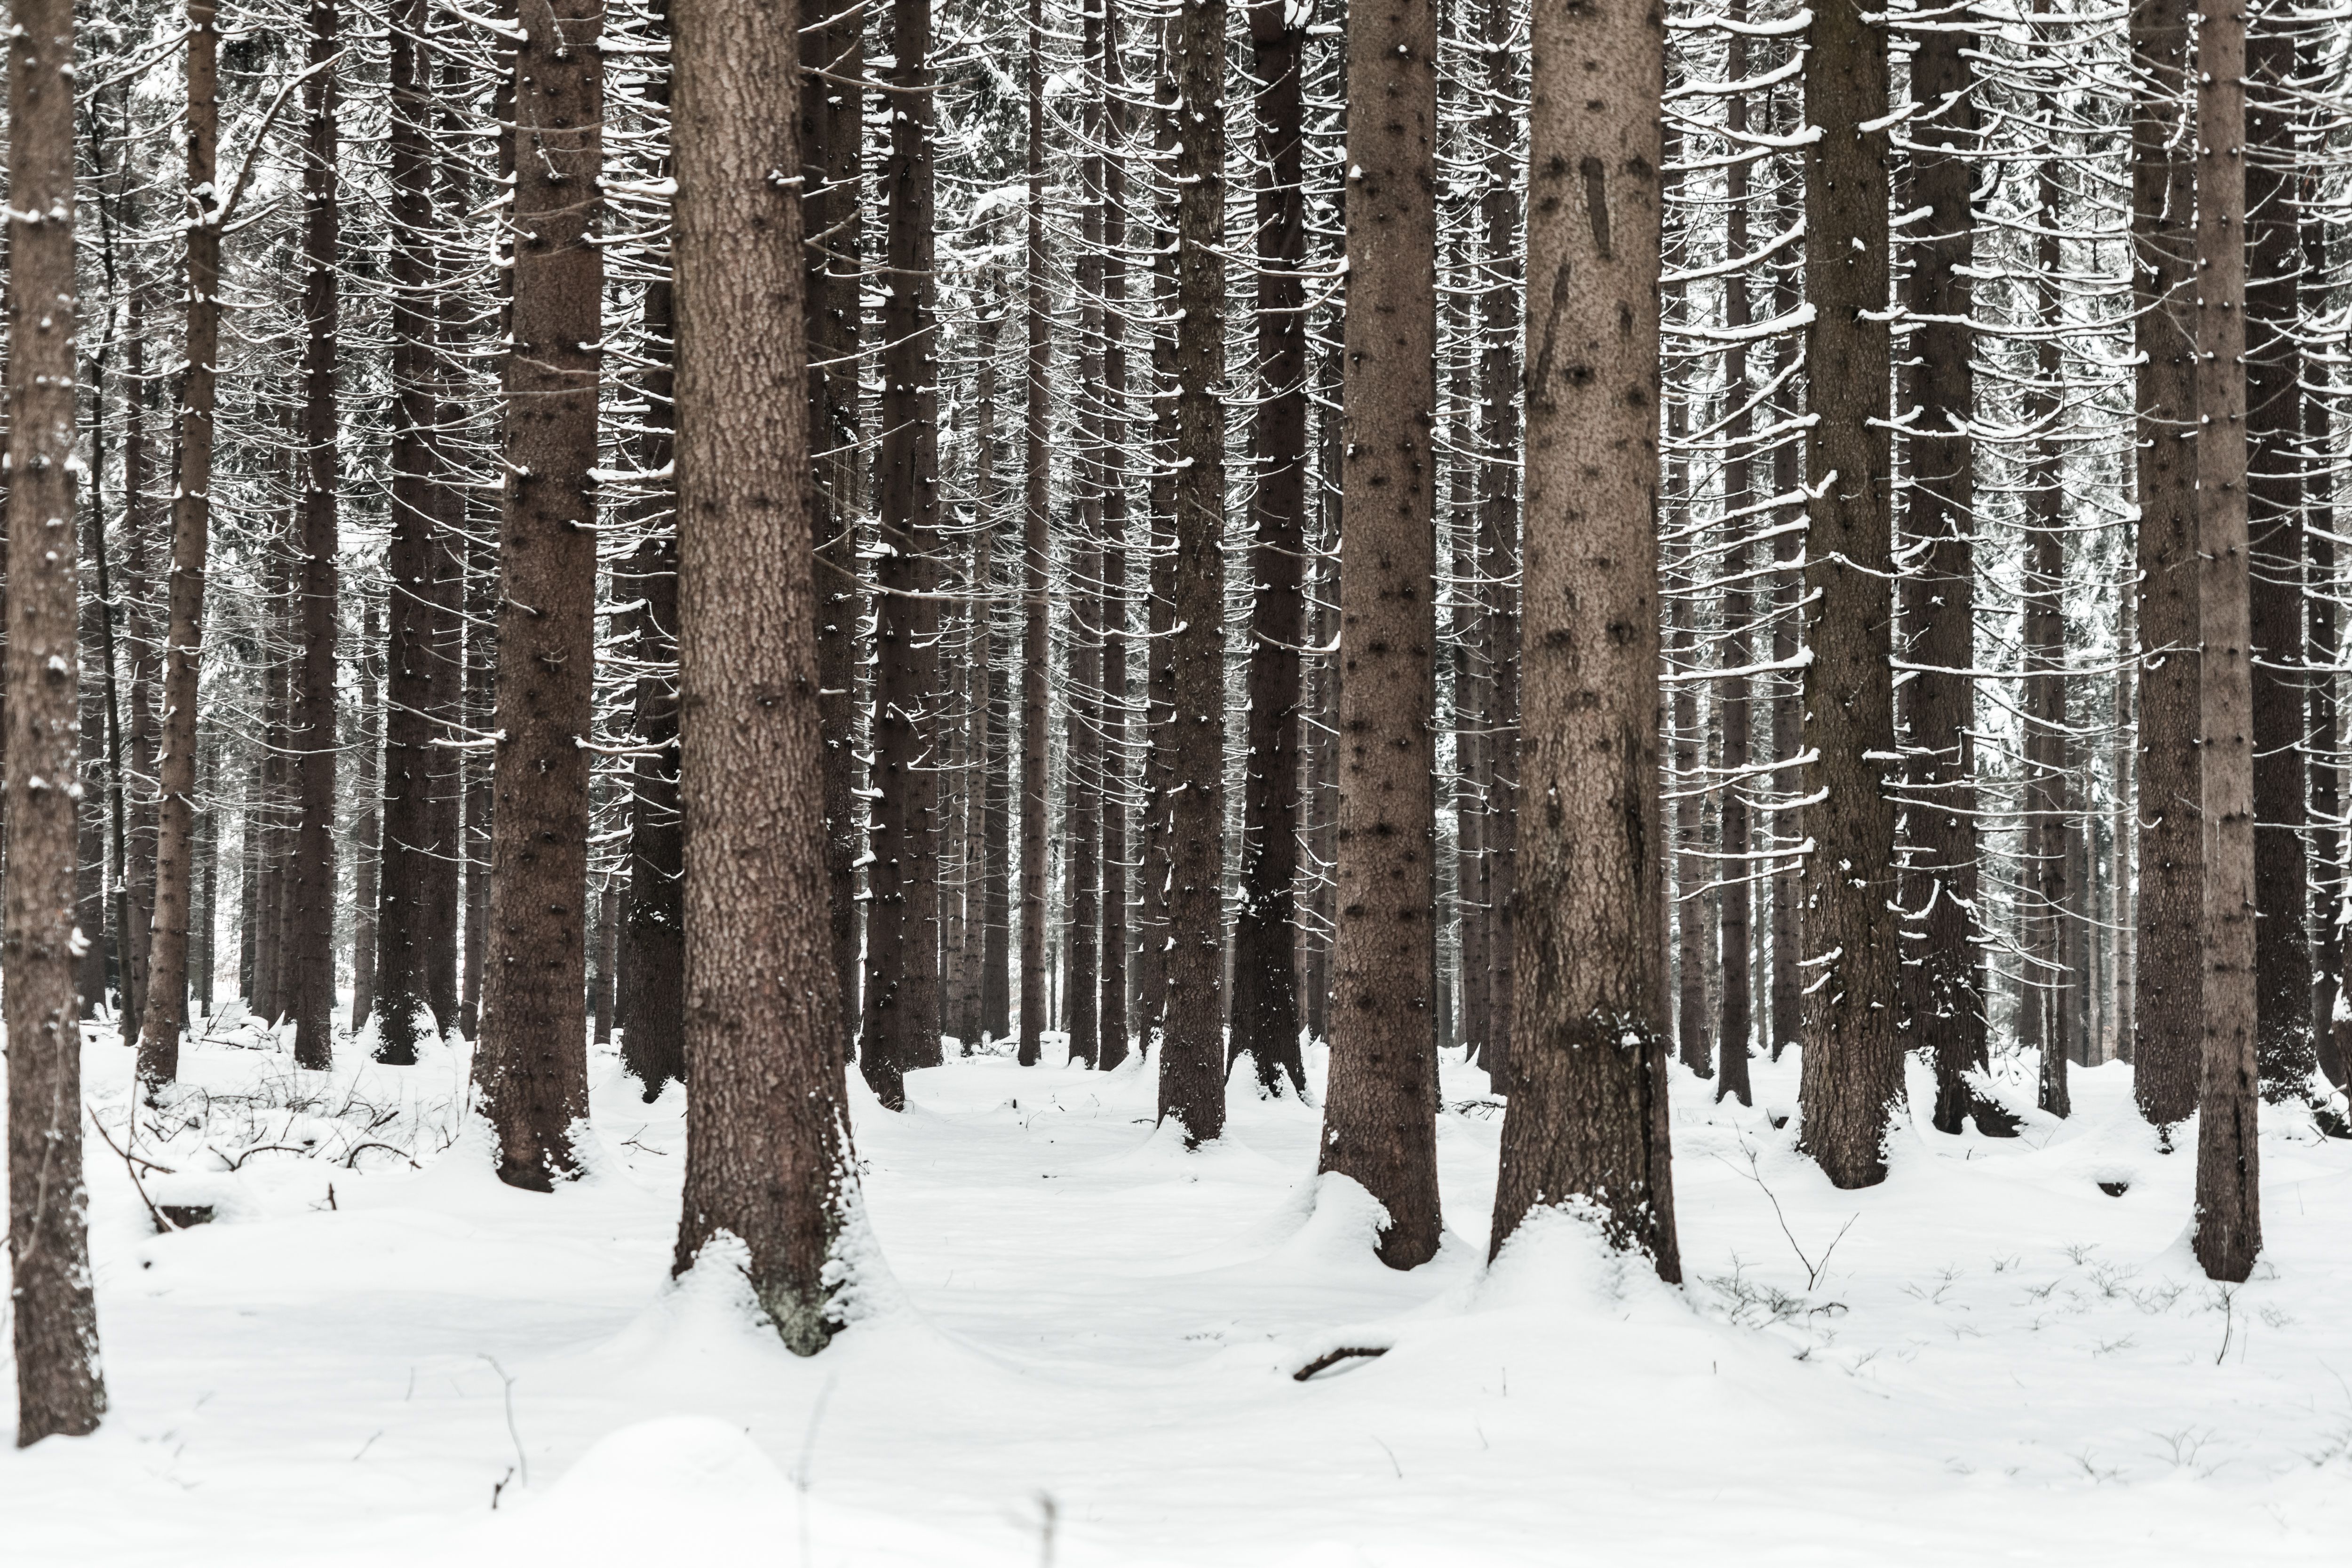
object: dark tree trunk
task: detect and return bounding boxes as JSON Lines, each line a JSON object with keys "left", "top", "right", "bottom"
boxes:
{"left": 590, "top": 876, "right": 618, "bottom": 1044}
{"left": 2130, "top": 0, "right": 2201, "bottom": 1129}
{"left": 1229, "top": 0, "right": 1310, "bottom": 1097}
{"left": 477, "top": 0, "right": 603, "bottom": 1188}
{"left": 2245, "top": 20, "right": 2309, "bottom": 1097}
{"left": 1797, "top": 0, "right": 1903, "bottom": 1188}
{"left": 669, "top": 0, "right": 863, "bottom": 1353}
{"left": 1097, "top": 1, "right": 1132, "bottom": 1069}
{"left": 1155, "top": 0, "right": 1231, "bottom": 1141}
{"left": 975, "top": 259, "right": 1014, "bottom": 1047}
{"left": 372, "top": 0, "right": 445, "bottom": 1062}
{"left": 1714, "top": 1, "right": 1759, "bottom": 1109}
{"left": 286, "top": 0, "right": 341, "bottom": 1070}
{"left": 1907, "top": 4, "right": 1996, "bottom": 1133}
{"left": 1319, "top": 0, "right": 1439, "bottom": 1261}
{"left": 8, "top": 0, "right": 108, "bottom": 1438}
{"left": 1491, "top": 0, "right": 1680, "bottom": 1281}
{"left": 1018, "top": 0, "right": 1052, "bottom": 1067}
{"left": 2192, "top": 0, "right": 2261, "bottom": 1283}
{"left": 1476, "top": 0, "right": 1519, "bottom": 1092}
{"left": 459, "top": 496, "right": 495, "bottom": 1039}
{"left": 351, "top": 600, "right": 381, "bottom": 1033}
{"left": 861, "top": 0, "right": 943, "bottom": 1106}
{"left": 135, "top": 0, "right": 222, "bottom": 1086}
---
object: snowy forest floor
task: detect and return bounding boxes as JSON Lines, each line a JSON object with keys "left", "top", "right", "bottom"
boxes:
{"left": 3, "top": 1018, "right": 2350, "bottom": 1566}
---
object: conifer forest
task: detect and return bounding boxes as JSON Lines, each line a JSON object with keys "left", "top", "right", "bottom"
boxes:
{"left": 4, "top": 0, "right": 2352, "bottom": 1559}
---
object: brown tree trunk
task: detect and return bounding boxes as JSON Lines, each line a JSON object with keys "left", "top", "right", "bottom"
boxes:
{"left": 1491, "top": 0, "right": 1679, "bottom": 1281}
{"left": 136, "top": 0, "right": 224, "bottom": 1086}
{"left": 669, "top": 0, "right": 863, "bottom": 1352}
{"left": 2131, "top": 0, "right": 2201, "bottom": 1130}
{"left": 1155, "top": 0, "right": 1230, "bottom": 1139}
{"left": 862, "top": 0, "right": 943, "bottom": 1104}
{"left": 351, "top": 600, "right": 380, "bottom": 1033}
{"left": 1477, "top": 0, "right": 1519, "bottom": 1090}
{"left": 1796, "top": 0, "right": 1904, "bottom": 1188}
{"left": 1907, "top": 5, "right": 1996, "bottom": 1133}
{"left": 1714, "top": 3, "right": 1758, "bottom": 1108}
{"left": 371, "top": 0, "right": 445, "bottom": 1061}
{"left": 1097, "top": 1, "right": 1133, "bottom": 1069}
{"left": 806, "top": 0, "right": 865, "bottom": 1049}
{"left": 8, "top": 0, "right": 108, "bottom": 1438}
{"left": 459, "top": 497, "right": 495, "bottom": 1040}
{"left": 975, "top": 259, "right": 1013, "bottom": 1047}
{"left": 287, "top": 0, "right": 341, "bottom": 1070}
{"left": 2192, "top": 0, "right": 2261, "bottom": 1282}
{"left": 1319, "top": 0, "right": 1439, "bottom": 1261}
{"left": 2245, "top": 18, "right": 2309, "bottom": 1097}
{"left": 1018, "top": 0, "right": 1053, "bottom": 1067}
{"left": 1229, "top": 0, "right": 1310, "bottom": 1097}
{"left": 477, "top": 0, "right": 602, "bottom": 1188}
{"left": 590, "top": 876, "right": 618, "bottom": 1044}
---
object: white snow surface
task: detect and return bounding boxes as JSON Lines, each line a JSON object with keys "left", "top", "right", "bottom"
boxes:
{"left": 5, "top": 1022, "right": 2351, "bottom": 1566}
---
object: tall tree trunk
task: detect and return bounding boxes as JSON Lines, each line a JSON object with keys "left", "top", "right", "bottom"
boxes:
{"left": 2192, "top": 0, "right": 2261, "bottom": 1282}
{"left": 477, "top": 0, "right": 603, "bottom": 1188}
{"left": 1097, "top": 0, "right": 1133, "bottom": 1070}
{"left": 8, "top": 0, "right": 108, "bottom": 1438}
{"left": 135, "top": 0, "right": 222, "bottom": 1086}
{"left": 1477, "top": 0, "right": 1519, "bottom": 1091}
{"left": 1797, "top": 0, "right": 1903, "bottom": 1188}
{"left": 1319, "top": 0, "right": 1438, "bottom": 1260}
{"left": 1018, "top": 0, "right": 1053, "bottom": 1067}
{"left": 590, "top": 876, "right": 618, "bottom": 1043}
{"left": 806, "top": 0, "right": 865, "bottom": 1048}
{"left": 459, "top": 498, "right": 496, "bottom": 1039}
{"left": 287, "top": 0, "right": 341, "bottom": 1069}
{"left": 975, "top": 255, "right": 1013, "bottom": 1046}
{"left": 2130, "top": 0, "right": 2201, "bottom": 1130}
{"left": 1156, "top": 0, "right": 1230, "bottom": 1139}
{"left": 1907, "top": 3, "right": 1996, "bottom": 1133}
{"left": 669, "top": 0, "right": 864, "bottom": 1353}
{"left": 1714, "top": 0, "right": 1758, "bottom": 1108}
{"left": 1230, "top": 0, "right": 1311, "bottom": 1096}
{"left": 351, "top": 600, "right": 380, "bottom": 1032}
{"left": 1491, "top": 0, "right": 1680, "bottom": 1281}
{"left": 372, "top": 0, "right": 445, "bottom": 1061}
{"left": 862, "top": 0, "right": 943, "bottom": 1104}
{"left": 2245, "top": 13, "right": 2309, "bottom": 1096}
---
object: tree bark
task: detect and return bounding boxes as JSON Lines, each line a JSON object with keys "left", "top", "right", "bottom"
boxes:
{"left": 1320, "top": 0, "right": 1440, "bottom": 1262}
{"left": 1018, "top": 0, "right": 1053, "bottom": 1067}
{"left": 1797, "top": 0, "right": 1903, "bottom": 1188}
{"left": 8, "top": 0, "right": 108, "bottom": 1439}
{"left": 477, "top": 0, "right": 603, "bottom": 1188}
{"left": 1490, "top": 0, "right": 1679, "bottom": 1281}
{"left": 1097, "top": 0, "right": 1133, "bottom": 1070}
{"left": 351, "top": 599, "right": 380, "bottom": 1032}
{"left": 669, "top": 0, "right": 863, "bottom": 1353}
{"left": 286, "top": 0, "right": 341, "bottom": 1070}
{"left": 2130, "top": 0, "right": 2201, "bottom": 1130}
{"left": 861, "top": 0, "right": 943, "bottom": 1104}
{"left": 1155, "top": 0, "right": 1230, "bottom": 1139}
{"left": 2192, "top": 0, "right": 2261, "bottom": 1283}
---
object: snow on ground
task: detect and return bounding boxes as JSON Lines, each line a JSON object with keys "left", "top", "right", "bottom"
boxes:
{"left": 3, "top": 1015, "right": 2349, "bottom": 1566}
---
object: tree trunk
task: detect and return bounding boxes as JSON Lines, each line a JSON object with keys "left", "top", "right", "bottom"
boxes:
{"left": 1477, "top": 0, "right": 1519, "bottom": 1091}
{"left": 669, "top": 0, "right": 864, "bottom": 1353}
{"left": 1229, "top": 0, "right": 1311, "bottom": 1097}
{"left": 1490, "top": 0, "right": 1679, "bottom": 1281}
{"left": 286, "top": 0, "right": 341, "bottom": 1070}
{"left": 371, "top": 0, "right": 445, "bottom": 1061}
{"left": 2129, "top": 0, "right": 2201, "bottom": 1130}
{"left": 351, "top": 600, "right": 380, "bottom": 1033}
{"left": 1155, "top": 0, "right": 1230, "bottom": 1140}
{"left": 1713, "top": 1, "right": 1758, "bottom": 1109}
{"left": 135, "top": 0, "right": 223, "bottom": 1087}
{"left": 590, "top": 877, "right": 618, "bottom": 1044}
{"left": 1097, "top": 0, "right": 1133, "bottom": 1070}
{"left": 1797, "top": 0, "right": 1903, "bottom": 1188}
{"left": 862, "top": 0, "right": 943, "bottom": 1105}
{"left": 1319, "top": 0, "right": 1439, "bottom": 1261}
{"left": 8, "top": 0, "right": 109, "bottom": 1438}
{"left": 2192, "top": 0, "right": 2261, "bottom": 1283}
{"left": 477, "top": 0, "right": 603, "bottom": 1188}
{"left": 1018, "top": 0, "right": 1053, "bottom": 1067}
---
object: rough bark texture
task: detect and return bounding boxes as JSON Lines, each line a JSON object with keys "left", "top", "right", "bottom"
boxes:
{"left": 2129, "top": 0, "right": 2201, "bottom": 1130}
{"left": 2192, "top": 0, "right": 2261, "bottom": 1283}
{"left": 1714, "top": 3, "right": 1757, "bottom": 1108}
{"left": 2243, "top": 18, "right": 2309, "bottom": 1097}
{"left": 1320, "top": 0, "right": 1440, "bottom": 1266}
{"left": 1097, "top": 0, "right": 1132, "bottom": 1070}
{"left": 371, "top": 0, "right": 444, "bottom": 1063}
{"left": 862, "top": 0, "right": 943, "bottom": 1105}
{"left": 1476, "top": 0, "right": 1520, "bottom": 1091}
{"left": 135, "top": 0, "right": 223, "bottom": 1088}
{"left": 669, "top": 0, "right": 861, "bottom": 1353}
{"left": 476, "top": 0, "right": 602, "bottom": 1189}
{"left": 351, "top": 600, "right": 380, "bottom": 1033}
{"left": 1490, "top": 0, "right": 1679, "bottom": 1283}
{"left": 1797, "top": 0, "right": 1904, "bottom": 1189}
{"left": 1018, "top": 0, "right": 1052, "bottom": 1067}
{"left": 1229, "top": 0, "right": 1311, "bottom": 1097}
{"left": 8, "top": 0, "right": 109, "bottom": 1440}
{"left": 286, "top": 0, "right": 341, "bottom": 1071}
{"left": 1906, "top": 11, "right": 1994, "bottom": 1134}
{"left": 1156, "top": 0, "right": 1229, "bottom": 1141}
